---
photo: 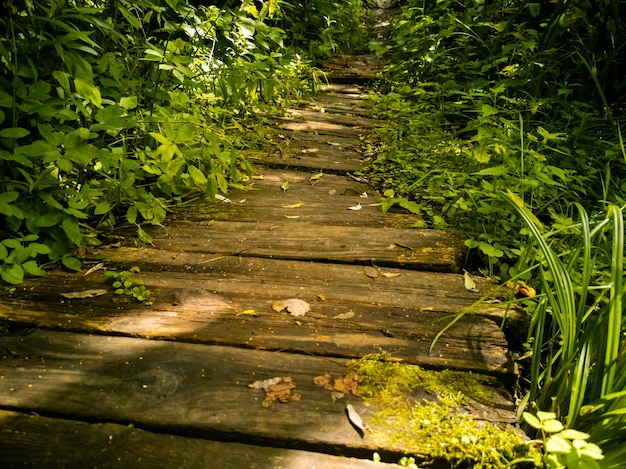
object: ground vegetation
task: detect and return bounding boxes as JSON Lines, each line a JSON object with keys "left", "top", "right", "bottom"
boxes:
{"left": 365, "top": 0, "right": 626, "bottom": 466}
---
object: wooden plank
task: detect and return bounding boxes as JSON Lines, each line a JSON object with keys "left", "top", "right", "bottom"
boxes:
{"left": 245, "top": 147, "right": 366, "bottom": 173}
{"left": 171, "top": 169, "right": 417, "bottom": 228}
{"left": 0, "top": 257, "right": 515, "bottom": 375}
{"left": 0, "top": 330, "right": 517, "bottom": 459}
{"left": 143, "top": 221, "right": 465, "bottom": 272}
{"left": 277, "top": 109, "right": 381, "bottom": 128}
{"left": 0, "top": 410, "right": 394, "bottom": 469}
{"left": 275, "top": 120, "right": 367, "bottom": 138}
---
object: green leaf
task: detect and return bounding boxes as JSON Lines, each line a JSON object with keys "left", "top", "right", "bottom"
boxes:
{"left": 545, "top": 435, "right": 571, "bottom": 454}
{"left": 0, "top": 244, "right": 8, "bottom": 260}
{"left": 74, "top": 78, "right": 102, "bottom": 108}
{"left": 473, "top": 165, "right": 508, "bottom": 177}
{"left": 36, "top": 212, "right": 64, "bottom": 228}
{"left": 62, "top": 256, "right": 82, "bottom": 271}
{"left": 127, "top": 206, "right": 137, "bottom": 224}
{"left": 61, "top": 217, "right": 83, "bottom": 245}
{"left": 0, "top": 127, "right": 30, "bottom": 139}
{"left": 188, "top": 165, "right": 208, "bottom": 186}
{"left": 94, "top": 201, "right": 111, "bottom": 215}
{"left": 543, "top": 419, "right": 565, "bottom": 433}
{"left": 1, "top": 264, "right": 24, "bottom": 285}
{"left": 22, "top": 260, "right": 46, "bottom": 277}
{"left": 119, "top": 96, "right": 138, "bottom": 110}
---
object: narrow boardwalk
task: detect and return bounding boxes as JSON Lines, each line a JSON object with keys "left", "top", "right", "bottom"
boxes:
{"left": 0, "top": 19, "right": 521, "bottom": 469}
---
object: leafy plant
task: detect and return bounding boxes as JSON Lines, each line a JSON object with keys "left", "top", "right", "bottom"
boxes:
{"left": 522, "top": 411, "right": 604, "bottom": 469}
{"left": 504, "top": 192, "right": 625, "bottom": 467}
{"left": 104, "top": 267, "right": 151, "bottom": 304}
{"left": 1, "top": 0, "right": 345, "bottom": 284}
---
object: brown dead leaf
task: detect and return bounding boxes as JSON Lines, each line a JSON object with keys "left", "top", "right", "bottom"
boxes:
{"left": 249, "top": 376, "right": 301, "bottom": 407}
{"left": 313, "top": 371, "right": 361, "bottom": 397}
{"left": 346, "top": 404, "right": 367, "bottom": 436}
{"left": 272, "top": 298, "right": 310, "bottom": 316}
{"left": 363, "top": 266, "right": 379, "bottom": 279}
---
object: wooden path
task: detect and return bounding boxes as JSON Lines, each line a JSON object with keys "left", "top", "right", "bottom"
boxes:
{"left": 0, "top": 17, "right": 523, "bottom": 469}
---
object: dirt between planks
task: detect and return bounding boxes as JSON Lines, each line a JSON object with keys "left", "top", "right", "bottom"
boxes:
{"left": 0, "top": 56, "right": 525, "bottom": 468}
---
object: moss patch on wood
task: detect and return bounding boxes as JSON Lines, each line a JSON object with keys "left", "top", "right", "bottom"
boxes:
{"left": 347, "top": 354, "right": 540, "bottom": 468}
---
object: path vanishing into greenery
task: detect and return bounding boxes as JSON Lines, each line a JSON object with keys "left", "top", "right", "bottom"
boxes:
{"left": 0, "top": 5, "right": 536, "bottom": 468}
{"left": 2, "top": 0, "right": 625, "bottom": 467}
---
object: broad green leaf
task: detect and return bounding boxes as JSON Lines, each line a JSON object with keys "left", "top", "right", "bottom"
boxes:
{"left": 473, "top": 165, "right": 507, "bottom": 177}
{"left": 543, "top": 419, "right": 565, "bottom": 433}
{"left": 62, "top": 256, "right": 82, "bottom": 271}
{"left": 61, "top": 217, "right": 83, "bottom": 245}
{"left": 472, "top": 146, "right": 491, "bottom": 163}
{"left": 126, "top": 205, "right": 138, "bottom": 224}
{"left": 0, "top": 127, "right": 30, "bottom": 139}
{"left": 74, "top": 78, "right": 102, "bottom": 108}
{"left": 36, "top": 212, "right": 64, "bottom": 228}
{"left": 0, "top": 244, "right": 8, "bottom": 260}
{"left": 119, "top": 96, "right": 138, "bottom": 110}
{"left": 22, "top": 260, "right": 46, "bottom": 277}
{"left": 1, "top": 264, "right": 24, "bottom": 285}
{"left": 481, "top": 104, "right": 499, "bottom": 116}
{"left": 53, "top": 71, "right": 71, "bottom": 91}
{"left": 0, "top": 192, "right": 19, "bottom": 204}
{"left": 545, "top": 435, "right": 571, "bottom": 454}
{"left": 94, "top": 201, "right": 111, "bottom": 215}
{"left": 188, "top": 165, "right": 208, "bottom": 186}
{"left": 149, "top": 132, "right": 171, "bottom": 145}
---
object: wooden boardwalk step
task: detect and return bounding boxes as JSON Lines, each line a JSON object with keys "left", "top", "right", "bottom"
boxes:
{"left": 0, "top": 330, "right": 516, "bottom": 465}
{"left": 144, "top": 221, "right": 464, "bottom": 272}
{"left": 1, "top": 256, "right": 514, "bottom": 375}
{"left": 0, "top": 21, "right": 526, "bottom": 465}
{"left": 0, "top": 410, "right": 395, "bottom": 469}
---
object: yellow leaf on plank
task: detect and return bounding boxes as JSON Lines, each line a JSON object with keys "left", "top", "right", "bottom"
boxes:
{"left": 282, "top": 203, "right": 303, "bottom": 208}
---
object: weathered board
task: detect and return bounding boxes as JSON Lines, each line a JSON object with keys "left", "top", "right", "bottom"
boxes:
{"left": 325, "top": 54, "right": 387, "bottom": 83}
{"left": 0, "top": 410, "right": 396, "bottom": 469}
{"left": 277, "top": 108, "right": 382, "bottom": 128}
{"left": 143, "top": 221, "right": 465, "bottom": 272}
{"left": 170, "top": 169, "right": 418, "bottom": 228}
{"left": 0, "top": 330, "right": 517, "bottom": 462}
{"left": 0, "top": 256, "right": 515, "bottom": 375}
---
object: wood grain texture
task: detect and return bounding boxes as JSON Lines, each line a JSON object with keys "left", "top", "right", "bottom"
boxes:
{"left": 0, "top": 256, "right": 514, "bottom": 375}
{"left": 0, "top": 410, "right": 397, "bottom": 469}
{"left": 0, "top": 330, "right": 516, "bottom": 459}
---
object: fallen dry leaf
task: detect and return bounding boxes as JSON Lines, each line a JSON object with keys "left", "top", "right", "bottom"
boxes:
{"left": 282, "top": 203, "right": 303, "bottom": 208}
{"left": 272, "top": 298, "right": 310, "bottom": 316}
{"left": 381, "top": 272, "right": 401, "bottom": 278}
{"left": 346, "top": 404, "right": 366, "bottom": 436}
{"left": 313, "top": 371, "right": 361, "bottom": 397}
{"left": 333, "top": 312, "right": 355, "bottom": 320}
{"left": 363, "top": 266, "right": 379, "bottom": 279}
{"left": 348, "top": 203, "right": 362, "bottom": 211}
{"left": 249, "top": 376, "right": 300, "bottom": 407}
{"left": 61, "top": 289, "right": 108, "bottom": 299}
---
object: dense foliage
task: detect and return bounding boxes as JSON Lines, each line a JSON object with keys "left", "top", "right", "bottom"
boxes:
{"left": 0, "top": 0, "right": 365, "bottom": 285}
{"left": 366, "top": 0, "right": 626, "bottom": 466}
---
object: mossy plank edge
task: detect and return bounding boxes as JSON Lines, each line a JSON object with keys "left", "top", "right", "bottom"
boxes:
{"left": 0, "top": 330, "right": 516, "bottom": 459}
{"left": 0, "top": 410, "right": 395, "bottom": 469}
{"left": 144, "top": 221, "right": 465, "bottom": 272}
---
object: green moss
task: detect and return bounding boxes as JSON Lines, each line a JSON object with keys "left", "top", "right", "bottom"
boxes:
{"left": 347, "top": 354, "right": 540, "bottom": 468}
